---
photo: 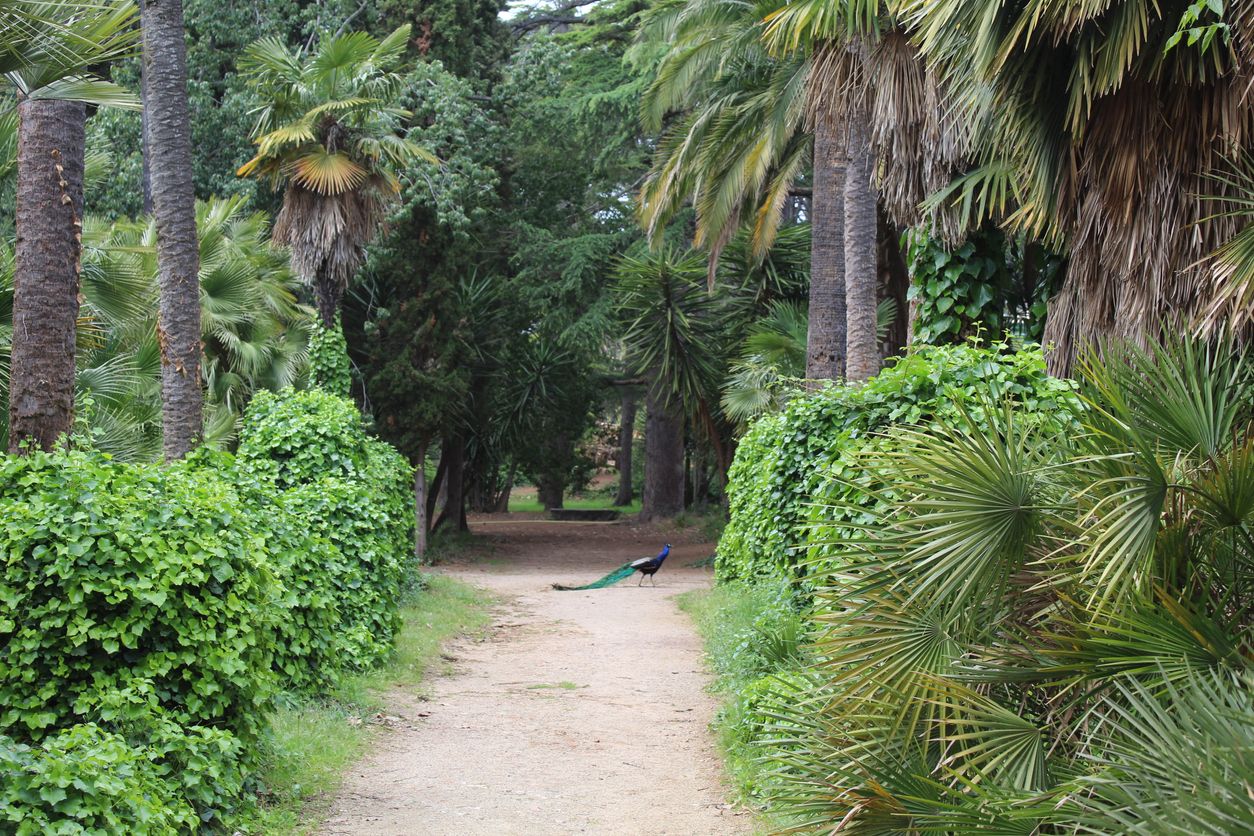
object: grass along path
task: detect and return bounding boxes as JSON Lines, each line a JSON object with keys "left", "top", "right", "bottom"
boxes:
{"left": 232, "top": 576, "right": 494, "bottom": 834}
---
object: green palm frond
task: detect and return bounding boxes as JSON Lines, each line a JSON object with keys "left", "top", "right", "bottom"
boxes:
{"left": 2, "top": 0, "right": 140, "bottom": 103}
{"left": 1061, "top": 672, "right": 1254, "bottom": 834}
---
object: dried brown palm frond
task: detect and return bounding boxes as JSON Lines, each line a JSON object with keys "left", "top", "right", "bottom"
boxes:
{"left": 272, "top": 179, "right": 389, "bottom": 326}
{"left": 237, "top": 25, "right": 430, "bottom": 325}
{"left": 903, "top": 0, "right": 1254, "bottom": 374}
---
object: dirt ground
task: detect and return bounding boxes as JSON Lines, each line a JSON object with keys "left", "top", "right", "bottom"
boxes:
{"left": 320, "top": 516, "right": 752, "bottom": 836}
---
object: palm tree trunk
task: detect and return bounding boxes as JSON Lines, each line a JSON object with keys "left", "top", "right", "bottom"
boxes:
{"left": 142, "top": 0, "right": 202, "bottom": 460}
{"left": 615, "top": 389, "right": 637, "bottom": 506}
{"left": 537, "top": 477, "right": 565, "bottom": 510}
{"left": 844, "top": 106, "right": 880, "bottom": 383}
{"left": 642, "top": 381, "right": 684, "bottom": 520}
{"left": 805, "top": 115, "right": 848, "bottom": 383}
{"left": 8, "top": 98, "right": 85, "bottom": 454}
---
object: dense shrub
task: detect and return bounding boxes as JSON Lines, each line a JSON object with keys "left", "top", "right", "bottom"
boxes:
{"left": 0, "top": 388, "right": 415, "bottom": 828}
{"left": 282, "top": 477, "right": 407, "bottom": 669}
{"left": 237, "top": 388, "right": 413, "bottom": 671}
{"left": 0, "top": 451, "right": 278, "bottom": 746}
{"left": 717, "top": 341, "right": 1079, "bottom": 583}
{"left": 746, "top": 336, "right": 1254, "bottom": 832}
{"left": 0, "top": 725, "right": 197, "bottom": 834}
{"left": 236, "top": 388, "right": 376, "bottom": 487}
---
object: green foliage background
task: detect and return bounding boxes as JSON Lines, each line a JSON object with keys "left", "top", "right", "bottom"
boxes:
{"left": 716, "top": 342, "right": 1080, "bottom": 584}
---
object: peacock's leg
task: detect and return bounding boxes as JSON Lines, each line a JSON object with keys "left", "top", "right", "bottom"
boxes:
{"left": 637, "top": 574, "right": 644, "bottom": 586}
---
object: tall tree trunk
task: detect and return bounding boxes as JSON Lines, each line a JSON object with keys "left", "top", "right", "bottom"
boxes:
{"left": 140, "top": 61, "right": 153, "bottom": 216}
{"left": 844, "top": 107, "right": 880, "bottom": 383}
{"left": 142, "top": 0, "right": 202, "bottom": 459}
{"left": 537, "top": 477, "right": 564, "bottom": 510}
{"left": 315, "top": 266, "right": 340, "bottom": 329}
{"left": 615, "top": 389, "right": 637, "bottom": 506}
{"left": 433, "top": 434, "right": 467, "bottom": 533}
{"left": 877, "top": 208, "right": 909, "bottom": 359}
{"left": 494, "top": 463, "right": 516, "bottom": 513}
{"left": 805, "top": 115, "right": 848, "bottom": 383}
{"left": 8, "top": 98, "right": 85, "bottom": 454}
{"left": 413, "top": 444, "right": 428, "bottom": 561}
{"left": 641, "top": 382, "right": 684, "bottom": 520}
{"left": 427, "top": 445, "right": 448, "bottom": 524}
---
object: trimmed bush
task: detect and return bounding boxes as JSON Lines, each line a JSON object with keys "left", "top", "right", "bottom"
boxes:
{"left": 236, "top": 388, "right": 376, "bottom": 487}
{"left": 717, "top": 342, "right": 1079, "bottom": 583}
{"left": 237, "top": 388, "right": 414, "bottom": 672}
{"left": 0, "top": 451, "right": 278, "bottom": 746}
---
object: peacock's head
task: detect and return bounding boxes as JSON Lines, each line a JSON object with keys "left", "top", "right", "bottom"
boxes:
{"left": 664, "top": 543, "right": 672, "bottom": 550}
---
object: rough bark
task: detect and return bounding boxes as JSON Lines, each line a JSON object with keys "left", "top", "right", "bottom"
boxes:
{"left": 641, "top": 382, "right": 684, "bottom": 520}
{"left": 806, "top": 116, "right": 848, "bottom": 383}
{"left": 537, "top": 478, "right": 565, "bottom": 510}
{"left": 8, "top": 98, "right": 85, "bottom": 454}
{"left": 844, "top": 108, "right": 881, "bottom": 383}
{"left": 433, "top": 434, "right": 467, "bottom": 533}
{"left": 615, "top": 389, "right": 637, "bottom": 507}
{"left": 414, "top": 444, "right": 428, "bottom": 561}
{"left": 142, "top": 0, "right": 202, "bottom": 459}
{"left": 315, "top": 266, "right": 341, "bottom": 329}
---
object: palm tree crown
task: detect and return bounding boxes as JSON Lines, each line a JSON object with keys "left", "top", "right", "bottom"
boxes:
{"left": 237, "top": 25, "right": 434, "bottom": 326}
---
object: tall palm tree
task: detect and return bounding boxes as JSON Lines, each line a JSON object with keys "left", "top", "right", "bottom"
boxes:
{"left": 639, "top": 0, "right": 850, "bottom": 383}
{"left": 140, "top": 0, "right": 201, "bottom": 459}
{"left": 639, "top": 0, "right": 949, "bottom": 382}
{"left": 900, "top": 0, "right": 1254, "bottom": 373}
{"left": 2, "top": 0, "right": 138, "bottom": 453}
{"left": 237, "top": 26, "right": 434, "bottom": 328}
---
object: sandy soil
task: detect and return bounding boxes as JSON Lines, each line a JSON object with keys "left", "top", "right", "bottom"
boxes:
{"left": 320, "top": 516, "right": 751, "bottom": 836}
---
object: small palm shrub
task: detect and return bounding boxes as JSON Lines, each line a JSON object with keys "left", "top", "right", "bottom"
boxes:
{"left": 760, "top": 335, "right": 1254, "bottom": 832}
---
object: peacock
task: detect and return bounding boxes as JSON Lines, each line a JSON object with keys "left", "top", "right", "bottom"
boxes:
{"left": 552, "top": 544, "right": 671, "bottom": 590}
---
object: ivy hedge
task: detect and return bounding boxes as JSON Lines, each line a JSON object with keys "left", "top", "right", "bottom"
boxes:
{"left": 717, "top": 341, "right": 1080, "bottom": 584}
{"left": 0, "top": 387, "right": 413, "bottom": 829}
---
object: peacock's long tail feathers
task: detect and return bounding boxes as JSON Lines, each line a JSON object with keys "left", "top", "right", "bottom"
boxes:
{"left": 552, "top": 562, "right": 636, "bottom": 590}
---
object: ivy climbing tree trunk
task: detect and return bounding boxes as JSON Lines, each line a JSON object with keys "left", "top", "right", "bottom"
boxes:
{"left": 844, "top": 106, "right": 880, "bottom": 383}
{"left": 641, "top": 381, "right": 684, "bottom": 520}
{"left": 805, "top": 113, "right": 848, "bottom": 384}
{"left": 8, "top": 98, "right": 85, "bottom": 454}
{"left": 615, "top": 388, "right": 637, "bottom": 507}
{"left": 414, "top": 444, "right": 428, "bottom": 560}
{"left": 142, "top": 0, "right": 202, "bottom": 459}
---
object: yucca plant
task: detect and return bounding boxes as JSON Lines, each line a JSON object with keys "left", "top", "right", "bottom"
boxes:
{"left": 236, "top": 25, "right": 434, "bottom": 327}
{"left": 761, "top": 333, "right": 1254, "bottom": 832}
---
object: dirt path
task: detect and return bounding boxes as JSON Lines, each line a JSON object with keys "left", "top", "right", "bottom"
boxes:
{"left": 321, "top": 517, "right": 751, "bottom": 835}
